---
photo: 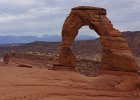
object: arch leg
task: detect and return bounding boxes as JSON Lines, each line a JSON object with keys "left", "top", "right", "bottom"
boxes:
{"left": 59, "top": 13, "right": 84, "bottom": 67}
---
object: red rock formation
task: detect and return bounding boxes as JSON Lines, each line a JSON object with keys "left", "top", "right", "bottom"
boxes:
{"left": 57, "top": 6, "right": 139, "bottom": 91}
{"left": 3, "top": 52, "right": 54, "bottom": 68}
{"left": 58, "top": 6, "right": 138, "bottom": 73}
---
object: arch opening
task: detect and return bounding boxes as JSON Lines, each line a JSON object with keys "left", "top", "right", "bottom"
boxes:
{"left": 72, "top": 26, "right": 101, "bottom": 76}
{"left": 74, "top": 25, "right": 100, "bottom": 59}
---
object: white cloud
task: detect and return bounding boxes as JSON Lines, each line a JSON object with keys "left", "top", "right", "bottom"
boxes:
{"left": 28, "top": 7, "right": 64, "bottom": 15}
{"left": 0, "top": 0, "right": 139, "bottom": 36}
{"left": 0, "top": 0, "right": 43, "bottom": 5}
{"left": 0, "top": 6, "right": 63, "bottom": 23}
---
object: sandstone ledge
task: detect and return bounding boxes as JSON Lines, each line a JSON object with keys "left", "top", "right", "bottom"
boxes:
{"left": 0, "top": 64, "right": 140, "bottom": 100}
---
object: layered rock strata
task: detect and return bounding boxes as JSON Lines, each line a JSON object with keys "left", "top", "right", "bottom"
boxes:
{"left": 58, "top": 6, "right": 138, "bottom": 73}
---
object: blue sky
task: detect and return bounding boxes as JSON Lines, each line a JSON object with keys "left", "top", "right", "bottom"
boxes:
{"left": 0, "top": 0, "right": 140, "bottom": 37}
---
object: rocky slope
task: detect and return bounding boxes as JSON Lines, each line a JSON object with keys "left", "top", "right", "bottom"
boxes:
{"left": 3, "top": 52, "right": 100, "bottom": 77}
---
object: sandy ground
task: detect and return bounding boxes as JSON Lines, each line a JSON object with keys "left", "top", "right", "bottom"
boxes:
{"left": 0, "top": 60, "right": 140, "bottom": 100}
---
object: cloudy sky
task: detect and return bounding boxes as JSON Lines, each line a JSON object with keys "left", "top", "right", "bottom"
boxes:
{"left": 0, "top": 0, "right": 139, "bottom": 37}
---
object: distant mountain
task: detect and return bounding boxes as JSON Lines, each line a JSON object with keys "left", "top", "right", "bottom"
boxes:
{"left": 41, "top": 35, "right": 62, "bottom": 42}
{"left": 76, "top": 35, "right": 97, "bottom": 40}
{"left": 0, "top": 31, "right": 139, "bottom": 58}
{"left": 0, "top": 36, "right": 38, "bottom": 44}
{"left": 0, "top": 34, "right": 97, "bottom": 44}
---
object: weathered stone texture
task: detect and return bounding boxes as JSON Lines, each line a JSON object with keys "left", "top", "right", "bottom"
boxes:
{"left": 58, "top": 6, "right": 138, "bottom": 73}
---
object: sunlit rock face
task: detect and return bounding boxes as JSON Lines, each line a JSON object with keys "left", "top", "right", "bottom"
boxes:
{"left": 59, "top": 6, "right": 138, "bottom": 73}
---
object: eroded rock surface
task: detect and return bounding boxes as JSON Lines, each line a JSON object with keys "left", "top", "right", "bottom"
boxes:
{"left": 57, "top": 6, "right": 139, "bottom": 92}
{"left": 3, "top": 52, "right": 55, "bottom": 68}
{"left": 3, "top": 52, "right": 101, "bottom": 76}
{"left": 59, "top": 6, "right": 138, "bottom": 72}
{"left": 0, "top": 62, "right": 140, "bottom": 100}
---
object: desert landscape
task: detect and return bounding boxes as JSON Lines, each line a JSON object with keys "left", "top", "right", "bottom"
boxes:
{"left": 0, "top": 58, "right": 140, "bottom": 100}
{"left": 0, "top": 5, "right": 140, "bottom": 100}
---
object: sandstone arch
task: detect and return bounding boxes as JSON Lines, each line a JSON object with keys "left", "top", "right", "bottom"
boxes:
{"left": 59, "top": 6, "right": 138, "bottom": 72}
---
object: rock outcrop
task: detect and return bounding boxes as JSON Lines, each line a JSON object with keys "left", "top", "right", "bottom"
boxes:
{"left": 3, "top": 52, "right": 55, "bottom": 68}
{"left": 58, "top": 6, "right": 139, "bottom": 91}
{"left": 0, "top": 65, "right": 140, "bottom": 100}
{"left": 58, "top": 6, "right": 138, "bottom": 72}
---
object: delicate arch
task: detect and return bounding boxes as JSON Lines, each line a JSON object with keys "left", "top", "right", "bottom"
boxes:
{"left": 58, "top": 6, "right": 137, "bottom": 72}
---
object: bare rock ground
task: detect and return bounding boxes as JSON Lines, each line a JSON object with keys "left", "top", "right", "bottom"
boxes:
{"left": 0, "top": 60, "right": 140, "bottom": 100}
